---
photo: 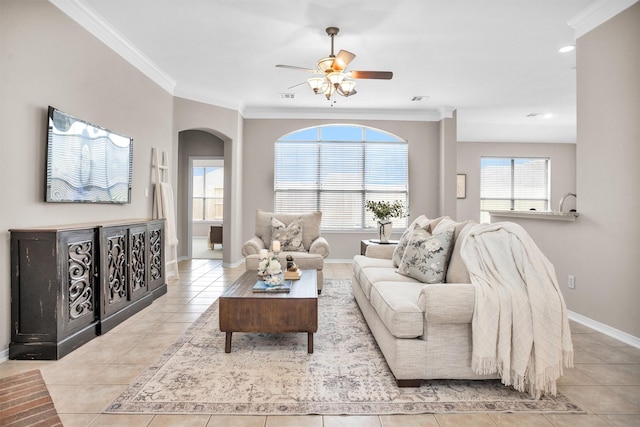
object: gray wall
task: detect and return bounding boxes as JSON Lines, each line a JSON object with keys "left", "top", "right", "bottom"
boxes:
{"left": 571, "top": 2, "right": 639, "bottom": 337}
{"left": 242, "top": 118, "right": 444, "bottom": 260}
{"left": 0, "top": 1, "right": 174, "bottom": 355}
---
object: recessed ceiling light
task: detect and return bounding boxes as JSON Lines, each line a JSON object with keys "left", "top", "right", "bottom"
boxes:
{"left": 559, "top": 45, "right": 575, "bottom": 53}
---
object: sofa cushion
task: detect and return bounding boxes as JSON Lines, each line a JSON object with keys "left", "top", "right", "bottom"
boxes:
{"left": 392, "top": 214, "right": 430, "bottom": 267}
{"left": 397, "top": 228, "right": 455, "bottom": 284}
{"left": 352, "top": 255, "right": 418, "bottom": 299}
{"left": 255, "top": 209, "right": 322, "bottom": 250}
{"left": 369, "top": 281, "right": 425, "bottom": 338}
{"left": 271, "top": 217, "right": 305, "bottom": 251}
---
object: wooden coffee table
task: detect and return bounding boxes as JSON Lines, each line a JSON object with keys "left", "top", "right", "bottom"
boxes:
{"left": 219, "top": 269, "right": 318, "bottom": 353}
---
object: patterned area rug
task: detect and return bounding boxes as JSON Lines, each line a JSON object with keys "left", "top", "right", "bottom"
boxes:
{"left": 0, "top": 370, "right": 63, "bottom": 426}
{"left": 106, "top": 279, "right": 582, "bottom": 415}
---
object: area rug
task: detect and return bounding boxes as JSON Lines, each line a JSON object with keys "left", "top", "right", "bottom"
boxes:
{"left": 0, "top": 370, "right": 63, "bottom": 426}
{"left": 105, "top": 279, "right": 582, "bottom": 415}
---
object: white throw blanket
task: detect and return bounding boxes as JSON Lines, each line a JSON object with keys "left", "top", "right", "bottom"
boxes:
{"left": 461, "top": 222, "right": 573, "bottom": 398}
{"left": 155, "top": 182, "right": 179, "bottom": 246}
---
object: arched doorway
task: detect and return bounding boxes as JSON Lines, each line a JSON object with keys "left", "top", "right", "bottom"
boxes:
{"left": 177, "top": 130, "right": 225, "bottom": 259}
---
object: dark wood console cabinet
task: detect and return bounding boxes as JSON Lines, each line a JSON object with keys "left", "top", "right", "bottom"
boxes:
{"left": 10, "top": 219, "right": 167, "bottom": 360}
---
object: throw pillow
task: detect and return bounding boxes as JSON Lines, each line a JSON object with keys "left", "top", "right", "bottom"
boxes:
{"left": 392, "top": 214, "right": 430, "bottom": 267}
{"left": 397, "top": 227, "right": 455, "bottom": 284}
{"left": 271, "top": 217, "right": 305, "bottom": 252}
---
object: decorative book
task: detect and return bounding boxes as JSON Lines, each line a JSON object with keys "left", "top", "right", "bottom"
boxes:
{"left": 253, "top": 280, "right": 292, "bottom": 293}
{"left": 284, "top": 268, "right": 301, "bottom": 280}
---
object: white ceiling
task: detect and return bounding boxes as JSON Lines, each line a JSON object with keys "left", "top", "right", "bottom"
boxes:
{"left": 52, "top": 0, "right": 622, "bottom": 143}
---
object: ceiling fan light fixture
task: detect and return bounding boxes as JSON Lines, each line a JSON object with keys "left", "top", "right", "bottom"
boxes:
{"left": 317, "top": 57, "right": 335, "bottom": 73}
{"left": 307, "top": 77, "right": 325, "bottom": 94}
{"left": 276, "top": 27, "right": 392, "bottom": 105}
{"left": 327, "top": 71, "right": 346, "bottom": 88}
{"left": 339, "top": 80, "right": 356, "bottom": 96}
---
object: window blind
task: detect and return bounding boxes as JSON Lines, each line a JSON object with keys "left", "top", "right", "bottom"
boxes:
{"left": 275, "top": 125, "right": 408, "bottom": 230}
{"left": 480, "top": 157, "right": 550, "bottom": 223}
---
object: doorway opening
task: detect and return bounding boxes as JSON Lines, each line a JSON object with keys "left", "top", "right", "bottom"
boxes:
{"left": 190, "top": 157, "right": 224, "bottom": 259}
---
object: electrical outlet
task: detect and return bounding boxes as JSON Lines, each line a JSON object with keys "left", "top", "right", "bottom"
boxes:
{"left": 568, "top": 275, "right": 575, "bottom": 289}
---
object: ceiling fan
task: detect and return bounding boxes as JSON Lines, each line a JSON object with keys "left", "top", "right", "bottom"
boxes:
{"left": 276, "top": 27, "right": 393, "bottom": 101}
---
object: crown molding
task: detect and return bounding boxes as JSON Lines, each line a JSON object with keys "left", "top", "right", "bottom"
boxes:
{"left": 568, "top": 0, "right": 638, "bottom": 38}
{"left": 439, "top": 106, "right": 456, "bottom": 119}
{"left": 241, "top": 106, "right": 446, "bottom": 122}
{"left": 49, "top": 0, "right": 176, "bottom": 94}
{"left": 174, "top": 85, "right": 242, "bottom": 112}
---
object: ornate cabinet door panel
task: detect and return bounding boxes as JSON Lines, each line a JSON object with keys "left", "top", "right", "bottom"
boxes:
{"left": 128, "top": 224, "right": 148, "bottom": 302}
{"left": 148, "top": 220, "right": 165, "bottom": 294}
{"left": 60, "top": 230, "right": 99, "bottom": 336}
{"left": 100, "top": 225, "right": 130, "bottom": 317}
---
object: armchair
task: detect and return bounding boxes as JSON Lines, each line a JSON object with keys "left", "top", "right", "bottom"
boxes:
{"left": 242, "top": 209, "right": 330, "bottom": 292}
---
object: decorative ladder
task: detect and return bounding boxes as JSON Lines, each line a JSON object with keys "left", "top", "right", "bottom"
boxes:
{"left": 152, "top": 147, "right": 179, "bottom": 280}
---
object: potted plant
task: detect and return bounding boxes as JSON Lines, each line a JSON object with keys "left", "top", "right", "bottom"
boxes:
{"left": 365, "top": 200, "right": 407, "bottom": 243}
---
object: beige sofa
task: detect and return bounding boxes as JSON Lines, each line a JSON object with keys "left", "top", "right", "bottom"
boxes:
{"left": 243, "top": 210, "right": 330, "bottom": 292}
{"left": 352, "top": 215, "right": 498, "bottom": 386}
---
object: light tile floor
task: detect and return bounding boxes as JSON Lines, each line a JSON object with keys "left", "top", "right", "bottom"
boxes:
{"left": 1, "top": 260, "right": 639, "bottom": 426}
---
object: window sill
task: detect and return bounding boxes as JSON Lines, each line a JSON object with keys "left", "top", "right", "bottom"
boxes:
{"left": 488, "top": 210, "right": 579, "bottom": 221}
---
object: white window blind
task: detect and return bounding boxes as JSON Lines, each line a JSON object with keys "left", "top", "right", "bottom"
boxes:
{"left": 275, "top": 125, "right": 408, "bottom": 230}
{"left": 480, "top": 157, "right": 550, "bottom": 223}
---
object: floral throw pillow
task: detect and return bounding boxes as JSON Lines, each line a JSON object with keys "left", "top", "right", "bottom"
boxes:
{"left": 392, "top": 214, "right": 430, "bottom": 267}
{"left": 397, "top": 227, "right": 455, "bottom": 284}
{"left": 271, "top": 217, "right": 305, "bottom": 252}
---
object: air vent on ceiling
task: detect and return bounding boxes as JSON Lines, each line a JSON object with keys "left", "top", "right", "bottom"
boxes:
{"left": 279, "top": 93, "right": 295, "bottom": 99}
{"left": 411, "top": 96, "right": 428, "bottom": 102}
{"left": 527, "top": 112, "right": 553, "bottom": 119}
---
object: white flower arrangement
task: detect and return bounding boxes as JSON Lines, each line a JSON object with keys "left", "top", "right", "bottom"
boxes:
{"left": 258, "top": 254, "right": 283, "bottom": 285}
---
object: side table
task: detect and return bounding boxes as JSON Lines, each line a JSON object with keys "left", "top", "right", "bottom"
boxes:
{"left": 360, "top": 239, "right": 399, "bottom": 255}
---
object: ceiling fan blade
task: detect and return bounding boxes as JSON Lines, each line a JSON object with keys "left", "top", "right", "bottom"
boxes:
{"left": 288, "top": 81, "right": 308, "bottom": 90}
{"left": 334, "top": 50, "right": 356, "bottom": 70}
{"left": 349, "top": 70, "right": 393, "bottom": 80}
{"left": 276, "top": 64, "right": 319, "bottom": 73}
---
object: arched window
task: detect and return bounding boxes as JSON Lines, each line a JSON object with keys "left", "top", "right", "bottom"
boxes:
{"left": 274, "top": 124, "right": 408, "bottom": 230}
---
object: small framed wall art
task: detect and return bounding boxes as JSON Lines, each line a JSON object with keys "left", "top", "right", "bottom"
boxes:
{"left": 456, "top": 174, "right": 466, "bottom": 199}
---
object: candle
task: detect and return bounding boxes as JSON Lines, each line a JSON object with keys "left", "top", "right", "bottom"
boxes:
{"left": 272, "top": 240, "right": 281, "bottom": 252}
{"left": 259, "top": 249, "right": 268, "bottom": 259}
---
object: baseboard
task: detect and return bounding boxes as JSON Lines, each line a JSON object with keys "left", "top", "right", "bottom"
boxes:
{"left": 568, "top": 310, "right": 640, "bottom": 349}
{"left": 223, "top": 259, "right": 244, "bottom": 268}
{"left": 325, "top": 259, "right": 355, "bottom": 264}
{"left": 0, "top": 348, "right": 8, "bottom": 363}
